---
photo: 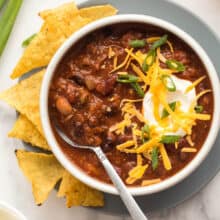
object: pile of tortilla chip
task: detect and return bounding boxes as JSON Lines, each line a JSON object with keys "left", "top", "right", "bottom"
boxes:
{"left": 0, "top": 2, "right": 117, "bottom": 207}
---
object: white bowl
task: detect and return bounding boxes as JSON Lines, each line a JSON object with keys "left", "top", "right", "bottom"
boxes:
{"left": 0, "top": 201, "right": 26, "bottom": 220}
{"left": 40, "top": 14, "right": 220, "bottom": 195}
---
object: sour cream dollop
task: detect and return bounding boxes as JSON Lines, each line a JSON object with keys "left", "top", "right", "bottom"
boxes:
{"left": 143, "top": 75, "right": 196, "bottom": 136}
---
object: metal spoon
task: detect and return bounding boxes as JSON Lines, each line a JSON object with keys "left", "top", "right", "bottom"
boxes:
{"left": 55, "top": 125, "right": 148, "bottom": 220}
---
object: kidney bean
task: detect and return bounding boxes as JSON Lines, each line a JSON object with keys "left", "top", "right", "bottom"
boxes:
{"left": 85, "top": 75, "right": 97, "bottom": 90}
{"left": 55, "top": 96, "right": 72, "bottom": 116}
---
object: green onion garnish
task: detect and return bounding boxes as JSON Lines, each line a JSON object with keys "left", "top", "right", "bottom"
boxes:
{"left": 161, "top": 75, "right": 176, "bottom": 92}
{"left": 166, "top": 59, "right": 185, "bottom": 72}
{"left": 117, "top": 74, "right": 138, "bottom": 83}
{"left": 160, "top": 135, "right": 181, "bottom": 144}
{"left": 131, "top": 82, "right": 145, "bottom": 98}
{"left": 151, "top": 35, "right": 168, "bottom": 50}
{"left": 141, "top": 124, "right": 150, "bottom": 143}
{"left": 0, "top": 0, "right": 23, "bottom": 56}
{"left": 161, "top": 101, "right": 176, "bottom": 119}
{"left": 142, "top": 35, "right": 168, "bottom": 72}
{"left": 129, "top": 39, "right": 146, "bottom": 48}
{"left": 117, "top": 74, "right": 144, "bottom": 97}
{"left": 194, "top": 105, "right": 203, "bottom": 113}
{"left": 151, "top": 147, "right": 159, "bottom": 170}
{"left": 142, "top": 49, "right": 156, "bottom": 72}
{"left": 22, "top": 33, "right": 37, "bottom": 48}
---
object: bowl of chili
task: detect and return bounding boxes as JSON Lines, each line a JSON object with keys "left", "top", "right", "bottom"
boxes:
{"left": 40, "top": 14, "right": 220, "bottom": 195}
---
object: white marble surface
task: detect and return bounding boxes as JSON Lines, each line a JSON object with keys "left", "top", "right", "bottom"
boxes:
{"left": 0, "top": 0, "right": 219, "bottom": 219}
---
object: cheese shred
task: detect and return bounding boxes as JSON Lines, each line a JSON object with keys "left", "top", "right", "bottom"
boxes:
{"left": 108, "top": 46, "right": 115, "bottom": 58}
{"left": 113, "top": 56, "right": 118, "bottom": 69}
{"left": 116, "top": 140, "right": 135, "bottom": 150}
{"left": 186, "top": 135, "right": 194, "bottom": 146}
{"left": 185, "top": 76, "right": 206, "bottom": 93}
{"left": 131, "top": 63, "right": 148, "bottom": 85}
{"left": 110, "top": 48, "right": 133, "bottom": 73}
{"left": 141, "top": 178, "right": 161, "bottom": 186}
{"left": 181, "top": 148, "right": 197, "bottom": 153}
{"left": 159, "top": 144, "right": 172, "bottom": 170}
{"left": 126, "top": 164, "right": 148, "bottom": 184}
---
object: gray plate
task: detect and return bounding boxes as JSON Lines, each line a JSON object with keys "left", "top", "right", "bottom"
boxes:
{"left": 76, "top": 0, "right": 220, "bottom": 215}
{"left": 23, "top": 0, "right": 220, "bottom": 216}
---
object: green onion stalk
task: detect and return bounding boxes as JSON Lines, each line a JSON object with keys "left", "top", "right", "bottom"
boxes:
{"left": 0, "top": 0, "right": 23, "bottom": 56}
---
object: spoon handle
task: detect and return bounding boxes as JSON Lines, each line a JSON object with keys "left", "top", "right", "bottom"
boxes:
{"left": 93, "top": 147, "right": 148, "bottom": 220}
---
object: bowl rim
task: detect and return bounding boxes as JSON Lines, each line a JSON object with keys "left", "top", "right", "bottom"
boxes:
{"left": 0, "top": 201, "right": 27, "bottom": 220}
{"left": 40, "top": 14, "right": 220, "bottom": 195}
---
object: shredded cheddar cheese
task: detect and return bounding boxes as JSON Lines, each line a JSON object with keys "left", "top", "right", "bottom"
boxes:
{"left": 175, "top": 142, "right": 178, "bottom": 149}
{"left": 157, "top": 47, "right": 167, "bottom": 63}
{"left": 137, "top": 154, "right": 143, "bottom": 165}
{"left": 110, "top": 48, "right": 133, "bottom": 73}
{"left": 159, "top": 144, "right": 172, "bottom": 170}
{"left": 185, "top": 76, "right": 206, "bottom": 93}
{"left": 196, "top": 89, "right": 212, "bottom": 101}
{"left": 167, "top": 40, "right": 174, "bottom": 53}
{"left": 120, "top": 98, "right": 143, "bottom": 107}
{"left": 142, "top": 151, "right": 152, "bottom": 160}
{"left": 125, "top": 57, "right": 132, "bottom": 69}
{"left": 116, "top": 140, "right": 135, "bottom": 150}
{"left": 107, "top": 35, "right": 212, "bottom": 182}
{"left": 109, "top": 113, "right": 132, "bottom": 135}
{"left": 186, "top": 135, "right": 194, "bottom": 146}
{"left": 132, "top": 124, "right": 138, "bottom": 147}
{"left": 181, "top": 148, "right": 197, "bottom": 153}
{"left": 121, "top": 102, "right": 149, "bottom": 124}
{"left": 113, "top": 56, "right": 118, "bottom": 69}
{"left": 125, "top": 48, "right": 143, "bottom": 66}
{"left": 126, "top": 164, "right": 149, "bottom": 184}
{"left": 141, "top": 178, "right": 161, "bottom": 186}
{"left": 131, "top": 63, "right": 148, "bottom": 85}
{"left": 136, "top": 138, "right": 161, "bottom": 153}
{"left": 108, "top": 46, "right": 115, "bottom": 58}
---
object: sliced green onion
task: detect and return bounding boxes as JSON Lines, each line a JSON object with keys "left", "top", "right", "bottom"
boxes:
{"left": 161, "top": 74, "right": 176, "bottom": 92}
{"left": 0, "top": 0, "right": 23, "bottom": 56}
{"left": 142, "top": 49, "right": 156, "bottom": 72}
{"left": 131, "top": 82, "right": 145, "bottom": 98}
{"left": 151, "top": 147, "right": 159, "bottom": 170}
{"left": 117, "top": 74, "right": 144, "bottom": 97}
{"left": 141, "top": 124, "right": 150, "bottom": 143}
{"left": 0, "top": 0, "right": 6, "bottom": 10}
{"left": 161, "top": 101, "right": 176, "bottom": 119}
{"left": 129, "top": 39, "right": 146, "bottom": 48}
{"left": 151, "top": 34, "right": 168, "bottom": 50}
{"left": 142, "top": 35, "right": 168, "bottom": 72}
{"left": 117, "top": 74, "right": 138, "bottom": 83}
{"left": 160, "top": 135, "right": 181, "bottom": 144}
{"left": 22, "top": 33, "right": 37, "bottom": 48}
{"left": 194, "top": 105, "right": 203, "bottom": 113}
{"left": 166, "top": 59, "right": 185, "bottom": 72}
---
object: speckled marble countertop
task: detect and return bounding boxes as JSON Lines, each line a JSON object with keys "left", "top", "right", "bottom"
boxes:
{"left": 0, "top": 0, "right": 219, "bottom": 219}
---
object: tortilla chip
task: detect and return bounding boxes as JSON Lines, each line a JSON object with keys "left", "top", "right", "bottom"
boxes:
{"left": 16, "top": 150, "right": 104, "bottom": 207}
{"left": 0, "top": 70, "right": 45, "bottom": 135}
{"left": 8, "top": 115, "right": 50, "bottom": 151}
{"left": 39, "top": 2, "right": 78, "bottom": 20}
{"left": 16, "top": 150, "right": 64, "bottom": 205}
{"left": 79, "top": 4, "right": 118, "bottom": 21}
{"left": 58, "top": 171, "right": 104, "bottom": 207}
{"left": 10, "top": 3, "right": 91, "bottom": 79}
{"left": 10, "top": 3, "right": 118, "bottom": 79}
